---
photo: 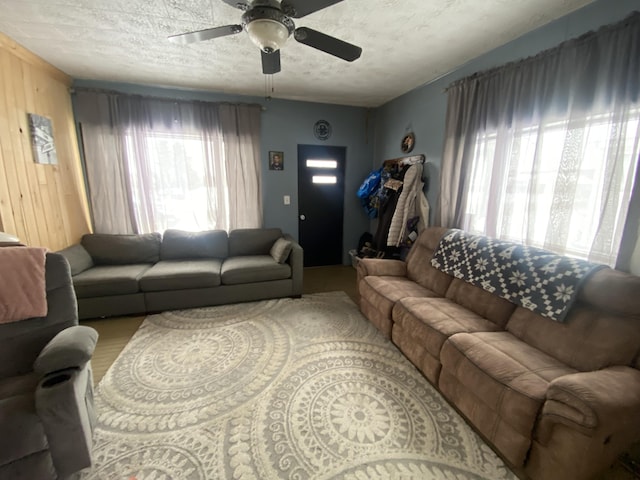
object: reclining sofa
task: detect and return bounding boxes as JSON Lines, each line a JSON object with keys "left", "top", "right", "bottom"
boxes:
{"left": 60, "top": 227, "right": 303, "bottom": 320}
{"left": 357, "top": 226, "right": 640, "bottom": 480}
{"left": 0, "top": 236, "right": 98, "bottom": 479}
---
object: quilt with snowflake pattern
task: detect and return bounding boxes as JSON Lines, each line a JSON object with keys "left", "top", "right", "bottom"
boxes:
{"left": 430, "top": 229, "right": 604, "bottom": 322}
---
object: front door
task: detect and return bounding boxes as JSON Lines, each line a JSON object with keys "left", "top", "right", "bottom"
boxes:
{"left": 297, "top": 144, "right": 346, "bottom": 267}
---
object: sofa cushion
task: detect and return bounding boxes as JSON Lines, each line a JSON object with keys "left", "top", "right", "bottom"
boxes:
{"left": 72, "top": 264, "right": 152, "bottom": 298}
{"left": 221, "top": 256, "right": 290, "bottom": 285}
{"left": 160, "top": 229, "right": 228, "bottom": 260}
{"left": 360, "top": 276, "right": 437, "bottom": 320}
{"left": 404, "top": 227, "right": 453, "bottom": 295}
{"left": 445, "top": 278, "right": 516, "bottom": 328}
{"left": 439, "top": 331, "right": 577, "bottom": 465}
{"left": 140, "top": 260, "right": 223, "bottom": 291}
{"left": 393, "top": 296, "right": 504, "bottom": 362}
{"left": 228, "top": 228, "right": 283, "bottom": 256}
{"left": 58, "top": 245, "right": 94, "bottom": 276}
{"left": 81, "top": 233, "right": 161, "bottom": 265}
{"left": 359, "top": 276, "right": 439, "bottom": 339}
{"left": 579, "top": 267, "right": 640, "bottom": 316}
{"left": 270, "top": 237, "right": 293, "bottom": 264}
{"left": 507, "top": 303, "right": 640, "bottom": 372}
{"left": 504, "top": 265, "right": 640, "bottom": 373}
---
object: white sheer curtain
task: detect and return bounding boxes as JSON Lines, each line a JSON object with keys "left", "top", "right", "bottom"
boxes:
{"left": 437, "top": 12, "right": 640, "bottom": 266}
{"left": 75, "top": 91, "right": 262, "bottom": 234}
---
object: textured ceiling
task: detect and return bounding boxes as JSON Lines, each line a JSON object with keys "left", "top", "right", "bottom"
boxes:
{"left": 0, "top": 0, "right": 594, "bottom": 107}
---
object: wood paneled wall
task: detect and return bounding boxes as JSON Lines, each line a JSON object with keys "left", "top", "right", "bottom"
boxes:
{"left": 0, "top": 32, "right": 91, "bottom": 250}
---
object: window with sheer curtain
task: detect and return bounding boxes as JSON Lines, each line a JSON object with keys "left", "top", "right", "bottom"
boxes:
{"left": 74, "top": 90, "right": 262, "bottom": 234}
{"left": 123, "top": 131, "right": 228, "bottom": 232}
{"left": 463, "top": 110, "right": 640, "bottom": 265}
{"left": 438, "top": 12, "right": 640, "bottom": 267}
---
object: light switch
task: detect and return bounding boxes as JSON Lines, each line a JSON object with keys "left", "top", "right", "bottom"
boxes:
{"left": 283, "top": 195, "right": 291, "bottom": 205}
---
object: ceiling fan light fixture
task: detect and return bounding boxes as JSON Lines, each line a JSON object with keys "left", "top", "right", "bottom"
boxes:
{"left": 170, "top": 0, "right": 361, "bottom": 74}
{"left": 246, "top": 19, "right": 290, "bottom": 53}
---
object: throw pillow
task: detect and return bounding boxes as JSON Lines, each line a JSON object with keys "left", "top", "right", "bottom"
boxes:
{"left": 270, "top": 237, "right": 293, "bottom": 264}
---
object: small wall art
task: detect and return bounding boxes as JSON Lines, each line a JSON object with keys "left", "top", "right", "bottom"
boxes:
{"left": 269, "top": 151, "right": 284, "bottom": 170}
{"left": 401, "top": 132, "right": 415, "bottom": 153}
{"left": 313, "top": 120, "right": 332, "bottom": 141}
{"left": 28, "top": 113, "right": 58, "bottom": 165}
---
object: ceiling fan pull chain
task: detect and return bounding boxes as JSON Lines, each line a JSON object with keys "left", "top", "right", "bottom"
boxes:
{"left": 264, "top": 74, "right": 275, "bottom": 100}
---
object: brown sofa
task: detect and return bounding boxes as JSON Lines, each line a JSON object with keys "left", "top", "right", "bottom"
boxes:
{"left": 357, "top": 226, "right": 640, "bottom": 480}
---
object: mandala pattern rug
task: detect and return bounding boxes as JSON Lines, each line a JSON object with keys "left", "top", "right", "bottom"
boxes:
{"left": 81, "top": 292, "right": 517, "bottom": 480}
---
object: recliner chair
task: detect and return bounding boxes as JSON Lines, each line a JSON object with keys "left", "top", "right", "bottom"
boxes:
{"left": 0, "top": 236, "right": 98, "bottom": 479}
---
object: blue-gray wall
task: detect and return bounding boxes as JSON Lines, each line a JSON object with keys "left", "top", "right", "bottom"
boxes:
{"left": 72, "top": 0, "right": 639, "bottom": 266}
{"left": 72, "top": 80, "right": 374, "bottom": 264}
{"left": 373, "top": 0, "right": 640, "bottom": 228}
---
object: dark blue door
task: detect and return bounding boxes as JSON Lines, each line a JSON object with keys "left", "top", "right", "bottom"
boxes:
{"left": 297, "top": 144, "right": 346, "bottom": 266}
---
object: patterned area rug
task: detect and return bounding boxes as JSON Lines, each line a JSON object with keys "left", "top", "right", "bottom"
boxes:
{"left": 80, "top": 292, "right": 516, "bottom": 480}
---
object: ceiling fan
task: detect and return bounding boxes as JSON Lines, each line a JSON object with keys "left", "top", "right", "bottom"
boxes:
{"left": 168, "top": 0, "right": 362, "bottom": 74}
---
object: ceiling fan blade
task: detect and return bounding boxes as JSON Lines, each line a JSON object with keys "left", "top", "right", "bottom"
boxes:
{"left": 219, "top": 0, "right": 251, "bottom": 11}
{"left": 281, "top": 0, "right": 343, "bottom": 18}
{"left": 294, "top": 27, "right": 361, "bottom": 62}
{"left": 261, "top": 50, "right": 281, "bottom": 74}
{"left": 168, "top": 25, "right": 243, "bottom": 45}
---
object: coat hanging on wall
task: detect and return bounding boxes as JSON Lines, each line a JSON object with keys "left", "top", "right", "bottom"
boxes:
{"left": 372, "top": 154, "right": 429, "bottom": 257}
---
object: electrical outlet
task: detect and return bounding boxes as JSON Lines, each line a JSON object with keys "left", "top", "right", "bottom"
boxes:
{"left": 283, "top": 195, "right": 291, "bottom": 205}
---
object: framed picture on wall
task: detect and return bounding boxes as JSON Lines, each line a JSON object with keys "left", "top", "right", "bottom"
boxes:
{"left": 28, "top": 113, "right": 58, "bottom": 165}
{"left": 269, "top": 151, "right": 284, "bottom": 170}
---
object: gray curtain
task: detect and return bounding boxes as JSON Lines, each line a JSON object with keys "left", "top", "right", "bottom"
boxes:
{"left": 75, "top": 91, "right": 262, "bottom": 234}
{"left": 75, "top": 92, "right": 136, "bottom": 234}
{"left": 436, "top": 12, "right": 640, "bottom": 265}
{"left": 219, "top": 104, "right": 263, "bottom": 229}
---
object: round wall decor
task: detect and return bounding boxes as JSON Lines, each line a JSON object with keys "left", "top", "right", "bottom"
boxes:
{"left": 401, "top": 132, "right": 415, "bottom": 153}
{"left": 314, "top": 120, "right": 332, "bottom": 141}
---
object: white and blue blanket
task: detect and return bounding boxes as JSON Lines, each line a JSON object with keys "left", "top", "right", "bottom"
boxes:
{"left": 430, "top": 229, "right": 604, "bottom": 322}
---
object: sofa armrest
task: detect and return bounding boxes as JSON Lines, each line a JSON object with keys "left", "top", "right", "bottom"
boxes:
{"left": 58, "top": 244, "right": 94, "bottom": 276}
{"left": 536, "top": 366, "right": 640, "bottom": 443}
{"left": 357, "top": 258, "right": 407, "bottom": 277}
{"left": 36, "top": 364, "right": 95, "bottom": 477}
{"left": 33, "top": 326, "right": 99, "bottom": 375}
{"left": 283, "top": 234, "right": 303, "bottom": 296}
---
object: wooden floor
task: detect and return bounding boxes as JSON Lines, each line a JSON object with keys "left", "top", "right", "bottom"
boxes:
{"left": 80, "top": 265, "right": 640, "bottom": 479}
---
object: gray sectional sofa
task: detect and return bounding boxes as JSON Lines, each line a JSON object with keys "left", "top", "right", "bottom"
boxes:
{"left": 60, "top": 228, "right": 303, "bottom": 320}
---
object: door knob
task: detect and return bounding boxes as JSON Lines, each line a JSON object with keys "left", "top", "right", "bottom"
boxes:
{"left": 299, "top": 214, "right": 306, "bottom": 221}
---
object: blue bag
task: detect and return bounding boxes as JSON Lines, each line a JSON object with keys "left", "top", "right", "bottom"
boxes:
{"left": 357, "top": 168, "right": 382, "bottom": 199}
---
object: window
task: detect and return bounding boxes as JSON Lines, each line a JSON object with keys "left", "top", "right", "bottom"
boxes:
{"left": 306, "top": 159, "right": 338, "bottom": 169}
{"left": 307, "top": 158, "right": 338, "bottom": 185}
{"left": 312, "top": 175, "right": 337, "bottom": 184}
{"left": 125, "top": 132, "right": 228, "bottom": 232}
{"left": 462, "top": 109, "right": 640, "bottom": 265}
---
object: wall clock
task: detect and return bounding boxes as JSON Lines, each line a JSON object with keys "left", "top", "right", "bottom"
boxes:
{"left": 314, "top": 120, "right": 332, "bottom": 141}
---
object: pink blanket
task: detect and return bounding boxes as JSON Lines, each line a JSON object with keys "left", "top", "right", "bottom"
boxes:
{"left": 0, "top": 247, "right": 48, "bottom": 324}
